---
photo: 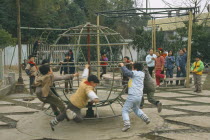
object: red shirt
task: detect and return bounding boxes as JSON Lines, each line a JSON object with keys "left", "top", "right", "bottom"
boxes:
{"left": 155, "top": 56, "right": 165, "bottom": 70}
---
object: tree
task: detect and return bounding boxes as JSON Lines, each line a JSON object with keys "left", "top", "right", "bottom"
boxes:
{"left": 0, "top": 28, "right": 16, "bottom": 49}
{"left": 132, "top": 27, "right": 152, "bottom": 60}
{"left": 166, "top": 21, "right": 210, "bottom": 62}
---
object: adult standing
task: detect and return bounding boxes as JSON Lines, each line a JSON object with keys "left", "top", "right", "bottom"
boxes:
{"left": 60, "top": 54, "right": 75, "bottom": 93}
{"left": 165, "top": 50, "right": 175, "bottom": 85}
{"left": 146, "top": 49, "right": 157, "bottom": 77}
{"left": 176, "top": 49, "right": 187, "bottom": 86}
{"left": 67, "top": 49, "right": 74, "bottom": 60}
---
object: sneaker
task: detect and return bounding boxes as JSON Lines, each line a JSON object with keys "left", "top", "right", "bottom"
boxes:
{"left": 50, "top": 122, "right": 55, "bottom": 131}
{"left": 122, "top": 125, "right": 130, "bottom": 132}
{"left": 66, "top": 109, "right": 76, "bottom": 120}
{"left": 156, "top": 85, "right": 160, "bottom": 88}
{"left": 197, "top": 91, "right": 202, "bottom": 93}
{"left": 157, "top": 102, "right": 162, "bottom": 113}
{"left": 145, "top": 119, "right": 150, "bottom": 125}
{"left": 194, "top": 90, "right": 198, "bottom": 92}
{"left": 50, "top": 118, "right": 59, "bottom": 131}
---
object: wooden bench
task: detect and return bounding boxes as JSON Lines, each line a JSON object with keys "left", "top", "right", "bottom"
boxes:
{"left": 164, "top": 77, "right": 192, "bottom": 87}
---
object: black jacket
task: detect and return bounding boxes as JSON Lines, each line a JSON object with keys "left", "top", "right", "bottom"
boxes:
{"left": 60, "top": 59, "right": 75, "bottom": 74}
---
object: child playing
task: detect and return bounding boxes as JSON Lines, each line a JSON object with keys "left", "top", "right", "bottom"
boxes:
{"left": 122, "top": 56, "right": 132, "bottom": 93}
{"left": 165, "top": 50, "right": 175, "bottom": 85}
{"left": 34, "top": 65, "right": 78, "bottom": 117}
{"left": 50, "top": 64, "right": 100, "bottom": 131}
{"left": 191, "top": 55, "right": 204, "bottom": 93}
{"left": 119, "top": 62, "right": 150, "bottom": 132}
{"left": 155, "top": 51, "right": 165, "bottom": 87}
{"left": 100, "top": 53, "right": 108, "bottom": 78}
{"left": 140, "top": 67, "right": 162, "bottom": 113}
{"left": 25, "top": 55, "right": 38, "bottom": 95}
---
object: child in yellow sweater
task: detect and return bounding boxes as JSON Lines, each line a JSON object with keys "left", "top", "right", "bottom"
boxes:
{"left": 50, "top": 64, "right": 100, "bottom": 131}
{"left": 191, "top": 55, "right": 204, "bottom": 93}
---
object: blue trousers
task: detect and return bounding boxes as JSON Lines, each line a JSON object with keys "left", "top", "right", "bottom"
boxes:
{"left": 176, "top": 66, "right": 186, "bottom": 85}
{"left": 166, "top": 69, "right": 174, "bottom": 84}
{"left": 122, "top": 95, "right": 149, "bottom": 126}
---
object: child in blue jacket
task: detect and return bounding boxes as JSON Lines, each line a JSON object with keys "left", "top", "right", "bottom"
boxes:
{"left": 119, "top": 62, "right": 150, "bottom": 132}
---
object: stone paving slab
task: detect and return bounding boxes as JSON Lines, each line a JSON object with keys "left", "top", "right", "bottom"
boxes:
{"left": 160, "top": 132, "right": 210, "bottom": 140}
{"left": 0, "top": 129, "right": 41, "bottom": 140}
{"left": 0, "top": 121, "right": 8, "bottom": 125}
{"left": 37, "top": 103, "right": 50, "bottom": 109}
{"left": 177, "top": 97, "right": 210, "bottom": 104}
{"left": 178, "top": 90, "right": 196, "bottom": 94}
{"left": 111, "top": 136, "right": 149, "bottom": 140}
{"left": 164, "top": 88, "right": 193, "bottom": 91}
{"left": 5, "top": 114, "right": 33, "bottom": 121}
{"left": 194, "top": 90, "right": 210, "bottom": 96}
{"left": 13, "top": 98, "right": 42, "bottom": 104}
{"left": 145, "top": 108, "right": 187, "bottom": 116}
{"left": 17, "top": 109, "right": 164, "bottom": 140}
{"left": 159, "top": 123, "right": 190, "bottom": 131}
{"left": 0, "top": 101, "right": 15, "bottom": 105}
{"left": 160, "top": 99, "right": 191, "bottom": 105}
{"left": 165, "top": 116, "right": 210, "bottom": 128}
{"left": 8, "top": 94, "right": 36, "bottom": 99}
{"left": 172, "top": 105, "right": 210, "bottom": 113}
{"left": 144, "top": 99, "right": 191, "bottom": 105}
{"left": 155, "top": 92, "right": 195, "bottom": 98}
{"left": 178, "top": 90, "right": 210, "bottom": 95}
{"left": 0, "top": 106, "right": 38, "bottom": 113}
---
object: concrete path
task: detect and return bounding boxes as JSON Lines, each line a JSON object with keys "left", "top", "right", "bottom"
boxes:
{"left": 0, "top": 74, "right": 209, "bottom": 140}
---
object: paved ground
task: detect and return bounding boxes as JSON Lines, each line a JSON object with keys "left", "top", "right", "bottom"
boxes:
{"left": 0, "top": 73, "right": 210, "bottom": 140}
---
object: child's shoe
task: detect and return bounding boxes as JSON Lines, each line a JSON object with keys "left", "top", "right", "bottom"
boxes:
{"left": 122, "top": 125, "right": 130, "bottom": 132}
{"left": 50, "top": 118, "right": 58, "bottom": 131}
{"left": 145, "top": 118, "right": 150, "bottom": 125}
{"left": 66, "top": 109, "right": 76, "bottom": 120}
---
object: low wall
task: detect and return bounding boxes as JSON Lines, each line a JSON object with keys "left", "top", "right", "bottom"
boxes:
{"left": 0, "top": 72, "right": 16, "bottom": 97}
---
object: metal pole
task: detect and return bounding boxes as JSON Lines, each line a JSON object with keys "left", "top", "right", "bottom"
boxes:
{"left": 97, "top": 14, "right": 101, "bottom": 79}
{"left": 146, "top": 0, "right": 148, "bottom": 13}
{"left": 85, "top": 23, "right": 94, "bottom": 118}
{"left": 87, "top": 25, "right": 91, "bottom": 64}
{"left": 87, "top": 24, "right": 91, "bottom": 75}
{"left": 186, "top": 11, "right": 193, "bottom": 88}
{"left": 15, "top": 0, "right": 24, "bottom": 93}
{"left": 152, "top": 18, "right": 154, "bottom": 51}
{"left": 153, "top": 18, "right": 156, "bottom": 52}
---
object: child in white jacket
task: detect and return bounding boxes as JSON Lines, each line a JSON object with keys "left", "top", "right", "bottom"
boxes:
{"left": 119, "top": 62, "right": 150, "bottom": 132}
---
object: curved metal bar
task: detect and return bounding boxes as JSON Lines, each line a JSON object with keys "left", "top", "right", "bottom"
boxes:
{"left": 98, "top": 27, "right": 114, "bottom": 61}
{"left": 75, "top": 23, "right": 88, "bottom": 63}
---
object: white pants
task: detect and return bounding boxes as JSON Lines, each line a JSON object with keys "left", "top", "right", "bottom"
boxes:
{"left": 122, "top": 95, "right": 149, "bottom": 126}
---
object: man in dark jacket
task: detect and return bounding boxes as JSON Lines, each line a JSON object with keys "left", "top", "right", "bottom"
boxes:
{"left": 60, "top": 54, "right": 75, "bottom": 93}
{"left": 176, "top": 49, "right": 187, "bottom": 85}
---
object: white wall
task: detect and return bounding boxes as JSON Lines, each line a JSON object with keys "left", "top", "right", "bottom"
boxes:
{"left": 122, "top": 39, "right": 147, "bottom": 62}
{"left": 4, "top": 45, "right": 28, "bottom": 66}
